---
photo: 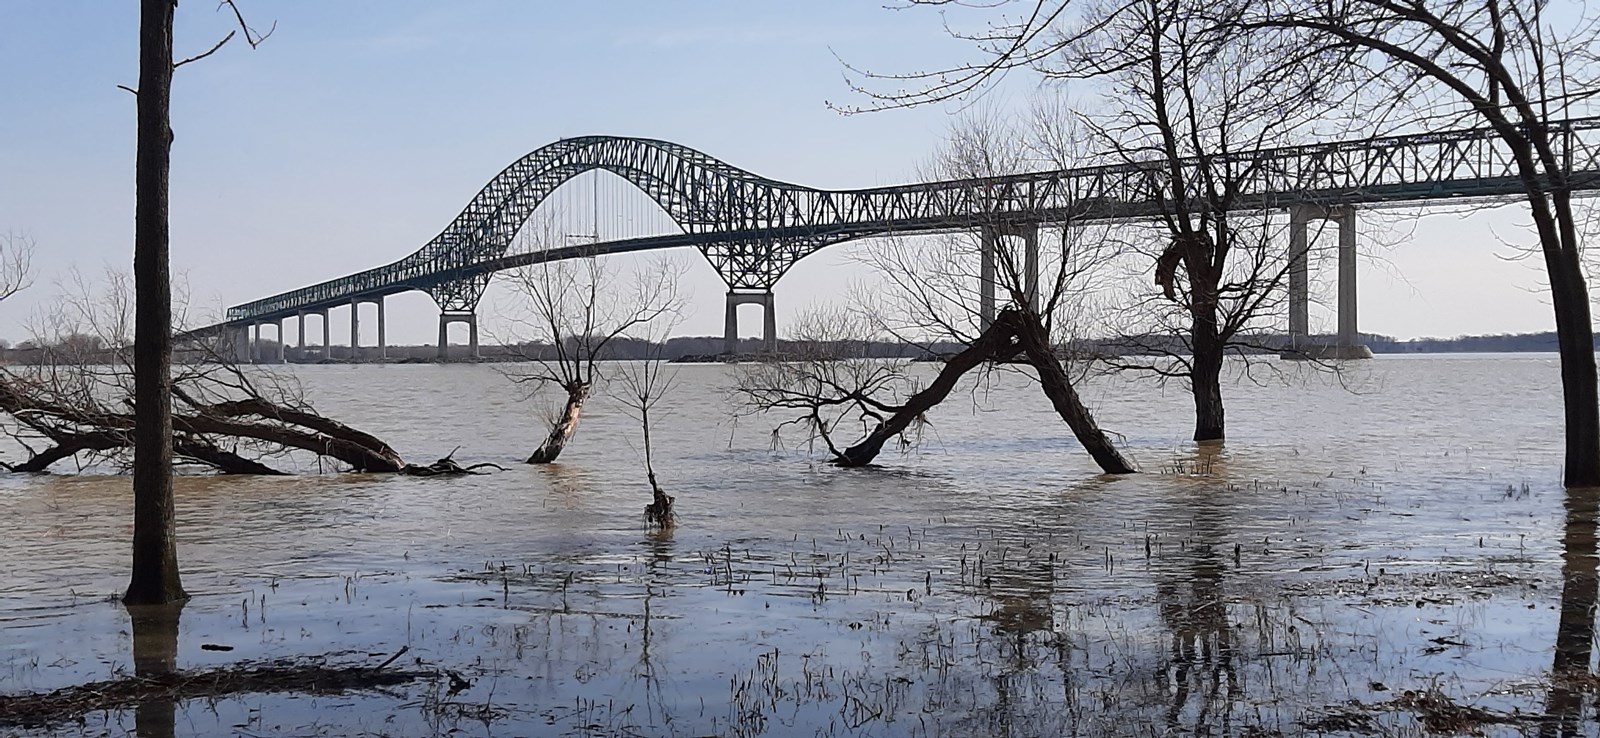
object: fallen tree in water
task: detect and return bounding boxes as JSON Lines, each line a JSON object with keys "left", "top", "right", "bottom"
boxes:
{"left": 0, "top": 361, "right": 495, "bottom": 476}
{"left": 0, "top": 649, "right": 431, "bottom": 730}
{"left": 0, "top": 271, "right": 492, "bottom": 477}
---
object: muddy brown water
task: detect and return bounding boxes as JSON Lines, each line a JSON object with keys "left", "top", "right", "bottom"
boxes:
{"left": 0, "top": 355, "right": 1593, "bottom": 736}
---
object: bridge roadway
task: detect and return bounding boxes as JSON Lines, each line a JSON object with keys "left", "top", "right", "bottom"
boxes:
{"left": 210, "top": 117, "right": 1600, "bottom": 360}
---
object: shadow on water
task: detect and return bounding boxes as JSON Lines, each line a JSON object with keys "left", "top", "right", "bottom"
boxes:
{"left": 127, "top": 601, "right": 183, "bottom": 738}
{"left": 1544, "top": 486, "right": 1600, "bottom": 736}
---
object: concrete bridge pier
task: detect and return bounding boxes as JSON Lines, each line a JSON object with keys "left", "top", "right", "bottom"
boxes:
{"left": 1286, "top": 204, "right": 1371, "bottom": 360}
{"left": 349, "top": 298, "right": 361, "bottom": 360}
{"left": 274, "top": 319, "right": 286, "bottom": 363}
{"left": 319, "top": 309, "right": 331, "bottom": 360}
{"left": 376, "top": 298, "right": 387, "bottom": 360}
{"left": 249, "top": 321, "right": 284, "bottom": 364}
{"left": 438, "top": 311, "right": 479, "bottom": 361}
{"left": 230, "top": 324, "right": 250, "bottom": 364}
{"left": 296, "top": 312, "right": 307, "bottom": 358}
{"left": 346, "top": 297, "right": 387, "bottom": 361}
{"left": 978, "top": 223, "right": 1041, "bottom": 330}
{"left": 724, "top": 290, "right": 776, "bottom": 355}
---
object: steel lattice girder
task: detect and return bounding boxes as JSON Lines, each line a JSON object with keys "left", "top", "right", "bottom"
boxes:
{"left": 220, "top": 117, "right": 1600, "bottom": 327}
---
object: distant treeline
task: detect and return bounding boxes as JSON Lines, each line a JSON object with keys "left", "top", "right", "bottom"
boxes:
{"left": 1364, "top": 332, "right": 1569, "bottom": 353}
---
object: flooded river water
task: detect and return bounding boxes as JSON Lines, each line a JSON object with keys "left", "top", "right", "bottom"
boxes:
{"left": 1, "top": 355, "right": 1595, "bottom": 736}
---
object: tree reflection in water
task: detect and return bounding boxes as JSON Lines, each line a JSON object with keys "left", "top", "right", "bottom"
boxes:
{"left": 127, "top": 600, "right": 184, "bottom": 738}
{"left": 1545, "top": 486, "right": 1599, "bottom": 737}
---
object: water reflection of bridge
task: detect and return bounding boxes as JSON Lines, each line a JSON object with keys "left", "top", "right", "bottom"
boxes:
{"left": 206, "top": 118, "right": 1600, "bottom": 361}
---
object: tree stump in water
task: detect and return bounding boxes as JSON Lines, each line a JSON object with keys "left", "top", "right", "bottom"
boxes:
{"left": 644, "top": 473, "right": 674, "bottom": 528}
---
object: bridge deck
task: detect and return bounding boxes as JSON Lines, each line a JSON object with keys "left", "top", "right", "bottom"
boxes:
{"left": 211, "top": 118, "right": 1600, "bottom": 329}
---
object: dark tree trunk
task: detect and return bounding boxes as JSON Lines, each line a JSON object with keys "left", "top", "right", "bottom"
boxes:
{"left": 833, "top": 314, "right": 1022, "bottom": 467}
{"left": 1550, "top": 250, "right": 1600, "bottom": 487}
{"left": 641, "top": 405, "right": 674, "bottom": 526}
{"left": 1013, "top": 311, "right": 1138, "bottom": 475}
{"left": 527, "top": 381, "right": 589, "bottom": 464}
{"left": 1189, "top": 304, "right": 1226, "bottom": 444}
{"left": 126, "top": 0, "right": 185, "bottom": 605}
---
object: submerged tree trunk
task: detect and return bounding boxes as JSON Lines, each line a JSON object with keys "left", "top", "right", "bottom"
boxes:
{"left": 834, "top": 313, "right": 1022, "bottom": 467}
{"left": 527, "top": 381, "right": 590, "bottom": 464}
{"left": 641, "top": 405, "right": 674, "bottom": 526}
{"left": 1189, "top": 304, "right": 1226, "bottom": 444}
{"left": 127, "top": 0, "right": 185, "bottom": 606}
{"left": 1013, "top": 311, "right": 1138, "bottom": 475}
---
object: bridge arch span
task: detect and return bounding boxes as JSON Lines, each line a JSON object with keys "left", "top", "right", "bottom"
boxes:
{"left": 397, "top": 136, "right": 809, "bottom": 285}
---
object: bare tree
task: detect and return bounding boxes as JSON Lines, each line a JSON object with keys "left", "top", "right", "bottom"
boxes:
{"left": 0, "top": 234, "right": 34, "bottom": 302}
{"left": 126, "top": 0, "right": 272, "bottom": 605}
{"left": 1234, "top": 0, "right": 1600, "bottom": 487}
{"left": 1054, "top": 0, "right": 1346, "bottom": 443}
{"left": 611, "top": 318, "right": 682, "bottom": 527}
{"left": 846, "top": 0, "right": 1600, "bottom": 483}
{"left": 500, "top": 238, "right": 686, "bottom": 464}
{"left": 737, "top": 115, "right": 1137, "bottom": 473}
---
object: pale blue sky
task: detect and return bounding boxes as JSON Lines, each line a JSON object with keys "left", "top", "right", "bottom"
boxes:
{"left": 0, "top": 1, "right": 1573, "bottom": 345}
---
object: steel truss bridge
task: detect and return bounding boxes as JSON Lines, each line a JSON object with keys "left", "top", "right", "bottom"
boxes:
{"left": 213, "top": 117, "right": 1600, "bottom": 359}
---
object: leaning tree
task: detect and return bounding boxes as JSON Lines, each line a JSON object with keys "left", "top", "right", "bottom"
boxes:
{"left": 737, "top": 115, "right": 1136, "bottom": 474}
{"left": 497, "top": 227, "right": 686, "bottom": 464}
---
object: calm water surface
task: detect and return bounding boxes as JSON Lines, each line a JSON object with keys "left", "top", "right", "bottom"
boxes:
{"left": 0, "top": 354, "right": 1591, "bottom": 736}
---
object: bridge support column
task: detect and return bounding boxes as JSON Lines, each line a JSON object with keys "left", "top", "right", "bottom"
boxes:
{"left": 438, "top": 311, "right": 479, "bottom": 361}
{"left": 248, "top": 323, "right": 260, "bottom": 364}
{"left": 231, "top": 325, "right": 250, "bottom": 364}
{"left": 1284, "top": 205, "right": 1370, "bottom": 360}
{"left": 320, "top": 309, "right": 331, "bottom": 360}
{"left": 724, "top": 290, "right": 776, "bottom": 356}
{"left": 349, "top": 299, "right": 361, "bottom": 361}
{"left": 1288, "top": 208, "right": 1310, "bottom": 348}
{"left": 979, "top": 223, "right": 1041, "bottom": 328}
{"left": 376, "top": 297, "right": 387, "bottom": 360}
{"left": 275, "top": 319, "right": 286, "bottom": 363}
{"left": 979, "top": 229, "right": 996, "bottom": 330}
{"left": 1022, "top": 224, "right": 1039, "bottom": 313}
{"left": 1334, "top": 206, "right": 1361, "bottom": 355}
{"left": 296, "top": 312, "right": 306, "bottom": 361}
